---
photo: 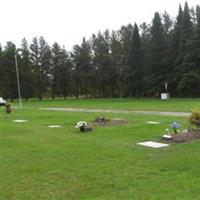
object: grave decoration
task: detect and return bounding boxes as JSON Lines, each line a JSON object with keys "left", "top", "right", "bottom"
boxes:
{"left": 162, "top": 111, "right": 200, "bottom": 143}
{"left": 94, "top": 116, "right": 110, "bottom": 123}
{"left": 75, "top": 121, "right": 92, "bottom": 132}
{"left": 171, "top": 121, "right": 180, "bottom": 134}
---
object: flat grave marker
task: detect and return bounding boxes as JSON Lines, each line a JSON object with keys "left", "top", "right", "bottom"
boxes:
{"left": 48, "top": 125, "right": 62, "bottom": 128}
{"left": 137, "top": 141, "right": 169, "bottom": 148}
{"left": 13, "top": 119, "right": 28, "bottom": 123}
{"left": 146, "top": 121, "right": 160, "bottom": 124}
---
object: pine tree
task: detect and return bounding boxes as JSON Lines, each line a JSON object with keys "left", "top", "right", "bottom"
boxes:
{"left": 176, "top": 2, "right": 195, "bottom": 96}
{"left": 110, "top": 30, "right": 123, "bottom": 97}
{"left": 150, "top": 12, "right": 167, "bottom": 94}
{"left": 1, "top": 42, "right": 17, "bottom": 100}
{"left": 140, "top": 22, "right": 152, "bottom": 96}
{"left": 71, "top": 37, "right": 92, "bottom": 98}
{"left": 30, "top": 37, "right": 51, "bottom": 100}
{"left": 20, "top": 38, "right": 35, "bottom": 100}
{"left": 128, "top": 23, "right": 144, "bottom": 97}
{"left": 0, "top": 44, "right": 3, "bottom": 96}
{"left": 170, "top": 5, "right": 184, "bottom": 95}
{"left": 91, "top": 31, "right": 111, "bottom": 97}
{"left": 59, "top": 47, "right": 72, "bottom": 98}
{"left": 177, "top": 4, "right": 200, "bottom": 97}
{"left": 51, "top": 43, "right": 72, "bottom": 99}
{"left": 51, "top": 42, "right": 62, "bottom": 99}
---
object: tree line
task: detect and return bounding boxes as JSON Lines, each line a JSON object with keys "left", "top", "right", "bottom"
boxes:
{"left": 0, "top": 2, "right": 200, "bottom": 100}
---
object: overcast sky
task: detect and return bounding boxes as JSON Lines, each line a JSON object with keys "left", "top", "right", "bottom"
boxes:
{"left": 0, "top": 0, "right": 199, "bottom": 50}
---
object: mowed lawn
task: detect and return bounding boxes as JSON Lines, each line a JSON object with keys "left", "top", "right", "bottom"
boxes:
{"left": 1, "top": 99, "right": 200, "bottom": 199}
{"left": 12, "top": 97, "right": 200, "bottom": 112}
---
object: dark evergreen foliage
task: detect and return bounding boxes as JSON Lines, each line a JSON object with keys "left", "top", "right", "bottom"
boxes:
{"left": 0, "top": 2, "right": 199, "bottom": 99}
{"left": 128, "top": 23, "right": 144, "bottom": 97}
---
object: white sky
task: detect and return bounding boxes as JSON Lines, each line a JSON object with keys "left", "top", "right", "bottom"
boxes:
{"left": 0, "top": 0, "right": 199, "bottom": 51}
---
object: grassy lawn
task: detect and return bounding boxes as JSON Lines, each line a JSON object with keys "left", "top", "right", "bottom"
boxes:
{"left": 1, "top": 99, "right": 200, "bottom": 199}
{"left": 12, "top": 98, "right": 200, "bottom": 112}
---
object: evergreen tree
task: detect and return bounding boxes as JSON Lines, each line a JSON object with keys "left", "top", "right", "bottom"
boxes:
{"left": 1, "top": 42, "right": 17, "bottom": 100}
{"left": 71, "top": 37, "right": 92, "bottom": 98}
{"left": 51, "top": 43, "right": 71, "bottom": 99}
{"left": 51, "top": 42, "right": 62, "bottom": 99}
{"left": 110, "top": 30, "right": 123, "bottom": 97}
{"left": 140, "top": 22, "right": 152, "bottom": 96}
{"left": 0, "top": 45, "right": 3, "bottom": 96}
{"left": 150, "top": 12, "right": 167, "bottom": 94}
{"left": 170, "top": 5, "right": 184, "bottom": 95}
{"left": 30, "top": 37, "right": 51, "bottom": 100}
{"left": 177, "top": 4, "right": 200, "bottom": 96}
{"left": 91, "top": 31, "right": 111, "bottom": 97}
{"left": 30, "top": 37, "right": 40, "bottom": 98}
{"left": 176, "top": 2, "right": 194, "bottom": 96}
{"left": 128, "top": 23, "right": 144, "bottom": 97}
{"left": 59, "top": 47, "right": 72, "bottom": 98}
{"left": 19, "top": 38, "right": 35, "bottom": 100}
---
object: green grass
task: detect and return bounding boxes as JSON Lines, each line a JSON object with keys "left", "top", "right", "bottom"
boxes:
{"left": 12, "top": 98, "right": 200, "bottom": 112}
{"left": 1, "top": 99, "right": 200, "bottom": 199}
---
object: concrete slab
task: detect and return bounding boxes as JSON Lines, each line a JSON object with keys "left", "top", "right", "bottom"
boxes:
{"left": 13, "top": 119, "right": 27, "bottom": 123}
{"left": 48, "top": 125, "right": 62, "bottom": 128}
{"left": 162, "top": 134, "right": 172, "bottom": 139}
{"left": 137, "top": 141, "right": 169, "bottom": 148}
{"left": 146, "top": 121, "right": 160, "bottom": 124}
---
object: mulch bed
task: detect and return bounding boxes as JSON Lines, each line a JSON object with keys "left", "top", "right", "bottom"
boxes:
{"left": 162, "top": 131, "right": 200, "bottom": 143}
{"left": 91, "top": 118, "right": 128, "bottom": 127}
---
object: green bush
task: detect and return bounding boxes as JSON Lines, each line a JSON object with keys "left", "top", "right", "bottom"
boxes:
{"left": 188, "top": 109, "right": 200, "bottom": 129}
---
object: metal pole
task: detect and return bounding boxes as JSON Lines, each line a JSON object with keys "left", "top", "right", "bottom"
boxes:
{"left": 14, "top": 55, "right": 22, "bottom": 108}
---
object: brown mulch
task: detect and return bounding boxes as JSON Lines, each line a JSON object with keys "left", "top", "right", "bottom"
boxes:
{"left": 91, "top": 118, "right": 128, "bottom": 127}
{"left": 162, "top": 131, "right": 200, "bottom": 143}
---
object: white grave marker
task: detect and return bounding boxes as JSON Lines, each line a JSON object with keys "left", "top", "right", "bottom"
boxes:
{"left": 13, "top": 119, "right": 27, "bottom": 123}
{"left": 48, "top": 125, "right": 62, "bottom": 128}
{"left": 137, "top": 141, "right": 169, "bottom": 148}
{"left": 146, "top": 121, "right": 160, "bottom": 124}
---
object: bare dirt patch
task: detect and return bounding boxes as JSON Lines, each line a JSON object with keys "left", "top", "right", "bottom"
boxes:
{"left": 162, "top": 131, "right": 200, "bottom": 143}
{"left": 91, "top": 117, "right": 128, "bottom": 127}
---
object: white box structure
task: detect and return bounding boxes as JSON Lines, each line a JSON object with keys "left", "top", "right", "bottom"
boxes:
{"left": 161, "top": 93, "right": 170, "bottom": 100}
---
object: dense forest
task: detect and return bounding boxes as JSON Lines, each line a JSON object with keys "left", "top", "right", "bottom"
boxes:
{"left": 0, "top": 2, "right": 200, "bottom": 100}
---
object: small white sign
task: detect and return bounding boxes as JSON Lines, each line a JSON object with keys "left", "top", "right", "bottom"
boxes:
{"left": 137, "top": 141, "right": 169, "bottom": 148}
{"left": 146, "top": 121, "right": 160, "bottom": 124}
{"left": 162, "top": 134, "right": 172, "bottom": 139}
{"left": 161, "top": 93, "right": 170, "bottom": 100}
{"left": 48, "top": 125, "right": 62, "bottom": 128}
{"left": 13, "top": 119, "right": 28, "bottom": 123}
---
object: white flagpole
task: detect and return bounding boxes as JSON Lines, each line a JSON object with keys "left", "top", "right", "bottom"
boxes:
{"left": 14, "top": 55, "right": 22, "bottom": 108}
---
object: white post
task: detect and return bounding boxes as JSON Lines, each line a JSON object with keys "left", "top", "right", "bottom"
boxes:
{"left": 14, "top": 55, "right": 22, "bottom": 108}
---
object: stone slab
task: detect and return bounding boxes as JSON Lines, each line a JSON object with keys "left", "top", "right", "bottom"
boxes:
{"left": 146, "top": 121, "right": 160, "bottom": 124}
{"left": 48, "top": 125, "right": 62, "bottom": 128}
{"left": 13, "top": 119, "right": 27, "bottom": 123}
{"left": 162, "top": 134, "right": 172, "bottom": 139}
{"left": 137, "top": 141, "right": 169, "bottom": 148}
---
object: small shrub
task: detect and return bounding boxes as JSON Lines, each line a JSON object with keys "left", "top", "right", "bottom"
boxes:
{"left": 188, "top": 109, "right": 200, "bottom": 129}
{"left": 5, "top": 103, "right": 11, "bottom": 114}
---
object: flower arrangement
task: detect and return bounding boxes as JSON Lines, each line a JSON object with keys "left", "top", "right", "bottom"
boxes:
{"left": 75, "top": 121, "right": 87, "bottom": 128}
{"left": 75, "top": 121, "right": 92, "bottom": 132}
{"left": 171, "top": 121, "right": 180, "bottom": 134}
